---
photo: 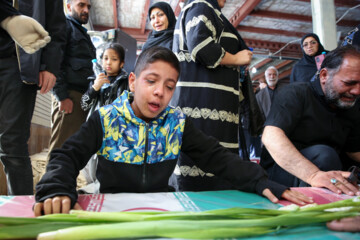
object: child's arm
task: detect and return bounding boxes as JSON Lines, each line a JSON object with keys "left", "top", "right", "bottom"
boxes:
{"left": 81, "top": 77, "right": 98, "bottom": 111}
{"left": 34, "top": 112, "right": 103, "bottom": 215}
{"left": 181, "top": 118, "right": 312, "bottom": 205}
{"left": 92, "top": 72, "right": 110, "bottom": 91}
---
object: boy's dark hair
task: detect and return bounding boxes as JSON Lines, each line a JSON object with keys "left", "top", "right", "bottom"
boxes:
{"left": 134, "top": 46, "right": 180, "bottom": 77}
{"left": 321, "top": 45, "right": 360, "bottom": 74}
{"left": 100, "top": 43, "right": 125, "bottom": 63}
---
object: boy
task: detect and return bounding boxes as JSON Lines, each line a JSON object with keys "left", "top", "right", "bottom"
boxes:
{"left": 34, "top": 47, "right": 311, "bottom": 216}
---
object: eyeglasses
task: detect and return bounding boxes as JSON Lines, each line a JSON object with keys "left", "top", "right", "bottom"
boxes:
{"left": 303, "top": 40, "right": 318, "bottom": 48}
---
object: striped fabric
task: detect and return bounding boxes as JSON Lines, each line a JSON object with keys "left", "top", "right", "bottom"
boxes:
{"left": 171, "top": 0, "right": 244, "bottom": 151}
{"left": 170, "top": 0, "right": 248, "bottom": 190}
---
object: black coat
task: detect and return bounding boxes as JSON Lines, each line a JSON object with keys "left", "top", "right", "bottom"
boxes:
{"left": 0, "top": 0, "right": 66, "bottom": 84}
{"left": 52, "top": 16, "right": 96, "bottom": 101}
{"left": 80, "top": 69, "right": 129, "bottom": 119}
{"left": 0, "top": 0, "right": 20, "bottom": 57}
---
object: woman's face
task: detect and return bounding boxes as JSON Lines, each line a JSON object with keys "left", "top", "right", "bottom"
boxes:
{"left": 217, "top": 0, "right": 226, "bottom": 8}
{"left": 302, "top": 36, "right": 319, "bottom": 56}
{"left": 150, "top": 8, "right": 169, "bottom": 31}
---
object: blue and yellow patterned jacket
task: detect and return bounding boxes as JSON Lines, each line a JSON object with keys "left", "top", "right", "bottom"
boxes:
{"left": 96, "top": 91, "right": 186, "bottom": 192}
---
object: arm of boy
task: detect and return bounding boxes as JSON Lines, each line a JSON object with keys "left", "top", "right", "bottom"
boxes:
{"left": 92, "top": 72, "right": 110, "bottom": 91}
{"left": 181, "top": 118, "right": 313, "bottom": 205}
{"left": 262, "top": 188, "right": 312, "bottom": 205}
{"left": 34, "top": 112, "right": 104, "bottom": 216}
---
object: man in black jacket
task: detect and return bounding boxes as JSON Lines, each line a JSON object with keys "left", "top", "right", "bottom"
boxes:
{"left": 48, "top": 0, "right": 96, "bottom": 160}
{"left": 0, "top": 0, "right": 66, "bottom": 195}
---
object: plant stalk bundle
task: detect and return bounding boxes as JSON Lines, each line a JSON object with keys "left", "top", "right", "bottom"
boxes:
{"left": 0, "top": 197, "right": 359, "bottom": 239}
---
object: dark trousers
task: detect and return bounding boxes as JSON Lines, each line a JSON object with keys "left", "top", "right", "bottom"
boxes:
{"left": 267, "top": 144, "right": 342, "bottom": 187}
{"left": 0, "top": 57, "right": 36, "bottom": 195}
{"left": 239, "top": 128, "right": 261, "bottom": 159}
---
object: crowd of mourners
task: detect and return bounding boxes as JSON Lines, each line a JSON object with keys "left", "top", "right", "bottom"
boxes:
{"left": 0, "top": 0, "right": 359, "bottom": 232}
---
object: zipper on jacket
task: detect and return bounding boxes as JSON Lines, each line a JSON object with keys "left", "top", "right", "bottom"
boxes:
{"left": 141, "top": 123, "right": 149, "bottom": 191}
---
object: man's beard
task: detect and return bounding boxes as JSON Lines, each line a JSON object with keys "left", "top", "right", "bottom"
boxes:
{"left": 266, "top": 80, "right": 277, "bottom": 88}
{"left": 324, "top": 77, "right": 358, "bottom": 109}
{"left": 72, "top": 11, "right": 89, "bottom": 24}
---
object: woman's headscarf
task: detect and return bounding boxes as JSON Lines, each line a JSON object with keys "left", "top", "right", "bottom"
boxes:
{"left": 300, "top": 33, "right": 326, "bottom": 61}
{"left": 142, "top": 2, "right": 176, "bottom": 51}
{"left": 148, "top": 2, "right": 176, "bottom": 29}
{"left": 290, "top": 33, "right": 328, "bottom": 83}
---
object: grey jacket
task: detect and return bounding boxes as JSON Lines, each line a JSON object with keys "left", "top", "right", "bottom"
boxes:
{"left": 256, "top": 87, "right": 272, "bottom": 120}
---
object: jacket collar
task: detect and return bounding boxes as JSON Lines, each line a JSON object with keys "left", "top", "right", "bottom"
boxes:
{"left": 310, "top": 74, "right": 324, "bottom": 98}
{"left": 66, "top": 15, "right": 88, "bottom": 32}
{"left": 113, "top": 91, "right": 171, "bottom": 126}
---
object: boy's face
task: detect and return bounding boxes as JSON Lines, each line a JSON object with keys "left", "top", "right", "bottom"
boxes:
{"left": 129, "top": 60, "right": 178, "bottom": 122}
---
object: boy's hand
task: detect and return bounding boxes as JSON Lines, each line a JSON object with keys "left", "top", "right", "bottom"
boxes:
{"left": 33, "top": 196, "right": 82, "bottom": 216}
{"left": 262, "top": 189, "right": 313, "bottom": 206}
{"left": 92, "top": 73, "right": 110, "bottom": 91}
